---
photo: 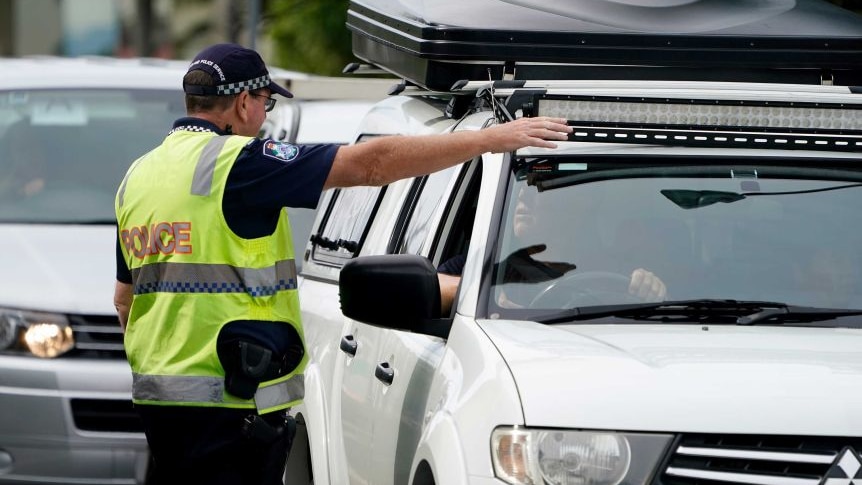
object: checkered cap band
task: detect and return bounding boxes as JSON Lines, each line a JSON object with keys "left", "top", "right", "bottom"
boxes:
{"left": 217, "top": 74, "right": 271, "bottom": 95}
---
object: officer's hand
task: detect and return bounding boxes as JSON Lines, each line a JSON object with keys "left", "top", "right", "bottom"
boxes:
{"left": 485, "top": 117, "right": 571, "bottom": 152}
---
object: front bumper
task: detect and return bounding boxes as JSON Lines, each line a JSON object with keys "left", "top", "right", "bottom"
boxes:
{"left": 0, "top": 355, "right": 148, "bottom": 484}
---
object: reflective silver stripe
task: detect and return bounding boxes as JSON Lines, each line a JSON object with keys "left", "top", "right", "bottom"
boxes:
{"left": 191, "top": 135, "right": 229, "bottom": 196}
{"left": 117, "top": 151, "right": 151, "bottom": 207}
{"left": 132, "top": 259, "right": 297, "bottom": 296}
{"left": 117, "top": 170, "right": 131, "bottom": 207}
{"left": 255, "top": 374, "right": 305, "bottom": 412}
{"left": 133, "top": 373, "right": 224, "bottom": 403}
{"left": 133, "top": 373, "right": 304, "bottom": 410}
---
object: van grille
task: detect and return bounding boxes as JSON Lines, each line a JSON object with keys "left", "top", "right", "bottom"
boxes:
{"left": 70, "top": 398, "right": 143, "bottom": 433}
{"left": 68, "top": 314, "right": 126, "bottom": 359}
{"left": 659, "top": 434, "right": 862, "bottom": 485}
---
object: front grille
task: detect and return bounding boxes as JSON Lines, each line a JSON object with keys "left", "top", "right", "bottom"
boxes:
{"left": 68, "top": 314, "right": 126, "bottom": 359}
{"left": 659, "top": 434, "right": 862, "bottom": 485}
{"left": 70, "top": 398, "right": 143, "bottom": 433}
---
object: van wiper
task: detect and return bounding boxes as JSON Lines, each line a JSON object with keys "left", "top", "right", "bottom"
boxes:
{"left": 539, "top": 299, "right": 862, "bottom": 326}
{"left": 69, "top": 219, "right": 120, "bottom": 225}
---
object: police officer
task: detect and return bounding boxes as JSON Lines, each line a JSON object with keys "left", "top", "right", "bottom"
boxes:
{"left": 113, "top": 43, "right": 571, "bottom": 484}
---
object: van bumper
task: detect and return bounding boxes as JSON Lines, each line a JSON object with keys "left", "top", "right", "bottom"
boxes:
{"left": 0, "top": 356, "right": 148, "bottom": 484}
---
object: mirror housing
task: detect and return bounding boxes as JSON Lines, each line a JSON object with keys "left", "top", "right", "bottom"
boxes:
{"left": 339, "top": 254, "right": 450, "bottom": 338}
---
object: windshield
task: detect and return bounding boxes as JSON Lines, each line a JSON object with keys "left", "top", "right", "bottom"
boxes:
{"left": 0, "top": 89, "right": 185, "bottom": 223}
{"left": 489, "top": 159, "right": 862, "bottom": 320}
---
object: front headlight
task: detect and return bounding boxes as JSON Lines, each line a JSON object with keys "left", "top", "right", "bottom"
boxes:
{"left": 0, "top": 308, "right": 74, "bottom": 358}
{"left": 492, "top": 427, "right": 673, "bottom": 485}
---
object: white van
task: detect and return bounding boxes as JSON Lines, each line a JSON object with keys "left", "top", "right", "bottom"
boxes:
{"left": 0, "top": 56, "right": 384, "bottom": 484}
{"left": 287, "top": 1, "right": 862, "bottom": 485}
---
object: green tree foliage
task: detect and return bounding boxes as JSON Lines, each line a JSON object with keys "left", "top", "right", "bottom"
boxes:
{"left": 265, "top": 0, "right": 353, "bottom": 76}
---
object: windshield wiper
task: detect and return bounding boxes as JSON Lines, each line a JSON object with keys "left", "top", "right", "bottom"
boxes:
{"left": 735, "top": 306, "right": 862, "bottom": 325}
{"left": 539, "top": 299, "right": 862, "bottom": 326}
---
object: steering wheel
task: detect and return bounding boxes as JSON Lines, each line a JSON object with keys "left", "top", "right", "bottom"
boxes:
{"left": 529, "top": 271, "right": 642, "bottom": 308}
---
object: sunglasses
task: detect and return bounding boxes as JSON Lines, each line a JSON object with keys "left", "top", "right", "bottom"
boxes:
{"left": 250, "top": 92, "right": 276, "bottom": 112}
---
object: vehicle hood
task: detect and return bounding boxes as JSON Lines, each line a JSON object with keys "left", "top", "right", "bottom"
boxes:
{"left": 480, "top": 319, "right": 862, "bottom": 435}
{"left": 0, "top": 224, "right": 117, "bottom": 315}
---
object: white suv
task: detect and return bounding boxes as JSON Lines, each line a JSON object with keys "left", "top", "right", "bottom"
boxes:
{"left": 287, "top": 1, "right": 862, "bottom": 485}
{"left": 0, "top": 56, "right": 381, "bottom": 484}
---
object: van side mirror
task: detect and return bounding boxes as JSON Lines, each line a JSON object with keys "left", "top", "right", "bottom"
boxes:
{"left": 339, "top": 254, "right": 451, "bottom": 338}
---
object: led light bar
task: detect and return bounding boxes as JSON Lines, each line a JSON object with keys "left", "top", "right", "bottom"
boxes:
{"left": 538, "top": 98, "right": 862, "bottom": 132}
{"left": 528, "top": 97, "right": 862, "bottom": 152}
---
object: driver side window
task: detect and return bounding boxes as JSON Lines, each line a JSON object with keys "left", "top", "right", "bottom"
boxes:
{"left": 434, "top": 161, "right": 481, "bottom": 273}
{"left": 432, "top": 161, "right": 482, "bottom": 317}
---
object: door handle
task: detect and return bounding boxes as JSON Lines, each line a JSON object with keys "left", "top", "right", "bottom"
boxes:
{"left": 375, "top": 362, "right": 394, "bottom": 385}
{"left": 339, "top": 335, "right": 357, "bottom": 356}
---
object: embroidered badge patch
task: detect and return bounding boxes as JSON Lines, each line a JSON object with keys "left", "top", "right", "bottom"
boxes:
{"left": 263, "top": 141, "right": 299, "bottom": 162}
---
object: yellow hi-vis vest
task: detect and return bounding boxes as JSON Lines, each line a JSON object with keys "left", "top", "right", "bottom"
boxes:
{"left": 115, "top": 130, "right": 306, "bottom": 414}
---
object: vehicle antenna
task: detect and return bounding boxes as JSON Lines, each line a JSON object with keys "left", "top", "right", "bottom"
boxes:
{"left": 485, "top": 68, "right": 515, "bottom": 124}
{"left": 487, "top": 68, "right": 499, "bottom": 124}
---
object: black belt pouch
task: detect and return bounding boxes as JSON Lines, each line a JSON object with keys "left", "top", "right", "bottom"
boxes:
{"left": 216, "top": 321, "right": 304, "bottom": 400}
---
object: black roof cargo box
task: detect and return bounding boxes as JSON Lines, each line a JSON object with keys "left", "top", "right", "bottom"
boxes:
{"left": 346, "top": 0, "right": 862, "bottom": 90}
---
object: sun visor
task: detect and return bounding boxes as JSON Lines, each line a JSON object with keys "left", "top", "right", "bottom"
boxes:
{"left": 347, "top": 0, "right": 862, "bottom": 90}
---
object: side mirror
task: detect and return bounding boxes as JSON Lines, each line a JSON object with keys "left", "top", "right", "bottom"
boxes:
{"left": 339, "top": 254, "right": 450, "bottom": 338}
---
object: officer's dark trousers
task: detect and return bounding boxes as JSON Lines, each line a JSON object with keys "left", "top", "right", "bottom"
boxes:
{"left": 136, "top": 405, "right": 290, "bottom": 485}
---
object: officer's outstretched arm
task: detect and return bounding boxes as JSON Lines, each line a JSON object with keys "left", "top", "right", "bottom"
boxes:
{"left": 323, "top": 116, "right": 571, "bottom": 189}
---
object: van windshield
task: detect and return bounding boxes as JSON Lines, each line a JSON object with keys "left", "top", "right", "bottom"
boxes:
{"left": 489, "top": 160, "right": 862, "bottom": 319}
{"left": 0, "top": 89, "right": 185, "bottom": 224}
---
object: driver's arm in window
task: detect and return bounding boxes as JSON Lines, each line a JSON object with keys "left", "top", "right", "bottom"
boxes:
{"left": 437, "top": 254, "right": 466, "bottom": 315}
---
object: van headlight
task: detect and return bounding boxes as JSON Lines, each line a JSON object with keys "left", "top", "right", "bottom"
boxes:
{"left": 0, "top": 308, "right": 74, "bottom": 358}
{"left": 492, "top": 427, "right": 673, "bottom": 485}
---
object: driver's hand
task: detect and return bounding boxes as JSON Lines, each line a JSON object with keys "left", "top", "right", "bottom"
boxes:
{"left": 628, "top": 268, "right": 667, "bottom": 302}
{"left": 496, "top": 289, "right": 524, "bottom": 309}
